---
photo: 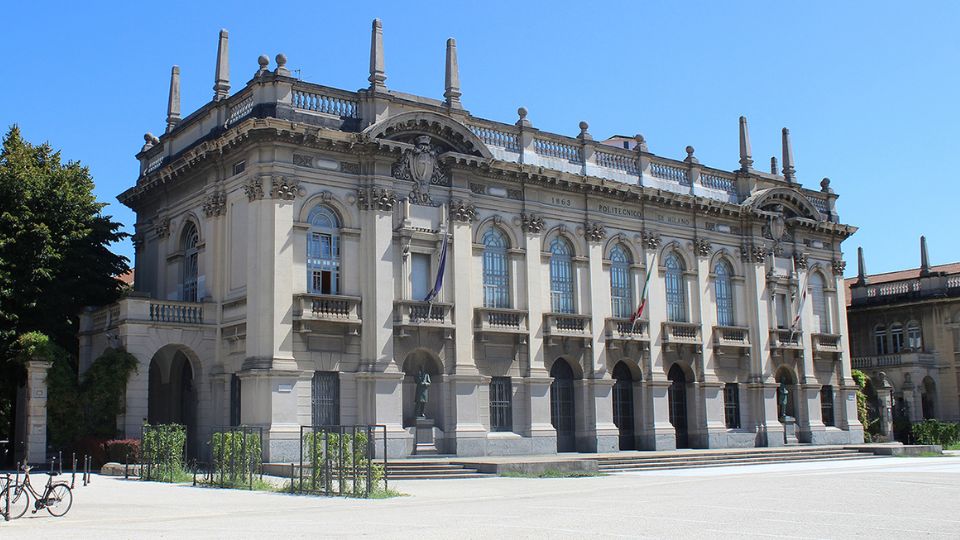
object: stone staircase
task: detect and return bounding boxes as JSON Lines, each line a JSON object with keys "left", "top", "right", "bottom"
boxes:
{"left": 385, "top": 459, "right": 490, "bottom": 480}
{"left": 597, "top": 447, "right": 876, "bottom": 473}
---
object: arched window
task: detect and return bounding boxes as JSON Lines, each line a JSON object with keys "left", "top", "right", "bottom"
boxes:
{"left": 482, "top": 228, "right": 510, "bottom": 308}
{"left": 609, "top": 244, "right": 633, "bottom": 318}
{"left": 307, "top": 205, "right": 341, "bottom": 295}
{"left": 890, "top": 323, "right": 904, "bottom": 353}
{"left": 714, "top": 259, "right": 734, "bottom": 326}
{"left": 907, "top": 321, "right": 922, "bottom": 350}
{"left": 810, "top": 272, "right": 830, "bottom": 333}
{"left": 181, "top": 222, "right": 199, "bottom": 302}
{"left": 664, "top": 253, "right": 687, "bottom": 322}
{"left": 549, "top": 237, "right": 575, "bottom": 313}
{"left": 874, "top": 325, "right": 888, "bottom": 355}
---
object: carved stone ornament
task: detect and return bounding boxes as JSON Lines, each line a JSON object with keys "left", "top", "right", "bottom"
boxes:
{"left": 243, "top": 177, "right": 264, "bottom": 202}
{"left": 357, "top": 187, "right": 397, "bottom": 212}
{"left": 469, "top": 183, "right": 486, "bottom": 195}
{"left": 832, "top": 259, "right": 846, "bottom": 275}
{"left": 270, "top": 176, "right": 305, "bottom": 200}
{"left": 584, "top": 222, "right": 606, "bottom": 242}
{"left": 340, "top": 162, "right": 360, "bottom": 174}
{"left": 793, "top": 252, "right": 809, "bottom": 269}
{"left": 521, "top": 213, "right": 545, "bottom": 234}
{"left": 202, "top": 191, "right": 227, "bottom": 218}
{"left": 507, "top": 189, "right": 523, "bottom": 201}
{"left": 154, "top": 217, "right": 171, "bottom": 238}
{"left": 694, "top": 238, "right": 712, "bottom": 257}
{"left": 642, "top": 230, "right": 661, "bottom": 249}
{"left": 449, "top": 200, "right": 478, "bottom": 223}
{"left": 742, "top": 244, "right": 766, "bottom": 264}
{"left": 391, "top": 135, "right": 449, "bottom": 191}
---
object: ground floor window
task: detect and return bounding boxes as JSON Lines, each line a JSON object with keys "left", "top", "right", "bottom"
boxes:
{"left": 312, "top": 371, "right": 340, "bottom": 427}
{"left": 821, "top": 385, "right": 835, "bottom": 427}
{"left": 489, "top": 377, "right": 513, "bottom": 432}
{"left": 230, "top": 374, "right": 241, "bottom": 426}
{"left": 723, "top": 383, "right": 740, "bottom": 429}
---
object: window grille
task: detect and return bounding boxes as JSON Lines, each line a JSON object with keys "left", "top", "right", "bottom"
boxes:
{"left": 821, "top": 385, "right": 835, "bottom": 427}
{"left": 489, "top": 377, "right": 513, "bottom": 432}
{"left": 723, "top": 383, "right": 741, "bottom": 429}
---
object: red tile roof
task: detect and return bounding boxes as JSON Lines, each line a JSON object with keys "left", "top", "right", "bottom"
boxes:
{"left": 844, "top": 262, "right": 960, "bottom": 306}
{"left": 116, "top": 269, "right": 135, "bottom": 286}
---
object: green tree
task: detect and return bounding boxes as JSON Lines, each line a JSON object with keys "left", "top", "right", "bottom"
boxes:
{"left": 0, "top": 125, "right": 129, "bottom": 448}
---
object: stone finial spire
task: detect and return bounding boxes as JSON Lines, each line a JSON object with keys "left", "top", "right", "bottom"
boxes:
{"left": 920, "top": 235, "right": 931, "bottom": 276}
{"left": 770, "top": 156, "right": 778, "bottom": 175}
{"left": 856, "top": 246, "right": 868, "bottom": 286}
{"left": 781, "top": 127, "right": 796, "bottom": 183}
{"left": 166, "top": 66, "right": 181, "bottom": 133}
{"left": 738, "top": 116, "right": 753, "bottom": 171}
{"left": 444, "top": 38, "right": 462, "bottom": 109}
{"left": 368, "top": 19, "right": 387, "bottom": 91}
{"left": 213, "top": 29, "right": 230, "bottom": 101}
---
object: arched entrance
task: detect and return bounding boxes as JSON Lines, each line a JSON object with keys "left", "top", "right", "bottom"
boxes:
{"left": 147, "top": 346, "right": 199, "bottom": 457}
{"left": 612, "top": 362, "right": 636, "bottom": 450}
{"left": 775, "top": 368, "right": 797, "bottom": 421}
{"left": 667, "top": 364, "right": 689, "bottom": 448}
{"left": 550, "top": 360, "right": 576, "bottom": 452}
{"left": 400, "top": 349, "right": 443, "bottom": 428}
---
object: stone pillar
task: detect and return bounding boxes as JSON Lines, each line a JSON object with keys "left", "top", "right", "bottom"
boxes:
{"left": 583, "top": 226, "right": 608, "bottom": 450}
{"left": 522, "top": 223, "right": 555, "bottom": 451}
{"left": 796, "top": 264, "right": 824, "bottom": 443}
{"left": 644, "top": 239, "right": 675, "bottom": 450}
{"left": 744, "top": 252, "right": 779, "bottom": 445}
{"left": 24, "top": 360, "right": 53, "bottom": 464}
{"left": 696, "top": 245, "right": 726, "bottom": 447}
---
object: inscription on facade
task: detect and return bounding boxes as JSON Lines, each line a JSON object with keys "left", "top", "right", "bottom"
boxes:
{"left": 597, "top": 203, "right": 642, "bottom": 219}
{"left": 657, "top": 214, "right": 690, "bottom": 226}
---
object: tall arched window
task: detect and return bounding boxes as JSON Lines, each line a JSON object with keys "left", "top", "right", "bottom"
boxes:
{"left": 810, "top": 272, "right": 830, "bottom": 333}
{"left": 550, "top": 237, "right": 575, "bottom": 313}
{"left": 714, "top": 259, "right": 734, "bottom": 326}
{"left": 874, "top": 325, "right": 888, "bottom": 355}
{"left": 307, "top": 205, "right": 341, "bottom": 295}
{"left": 610, "top": 244, "right": 633, "bottom": 318}
{"left": 482, "top": 228, "right": 510, "bottom": 308}
{"left": 907, "top": 321, "right": 922, "bottom": 350}
{"left": 890, "top": 323, "right": 904, "bottom": 353}
{"left": 181, "top": 222, "right": 199, "bottom": 302}
{"left": 664, "top": 253, "right": 687, "bottom": 322}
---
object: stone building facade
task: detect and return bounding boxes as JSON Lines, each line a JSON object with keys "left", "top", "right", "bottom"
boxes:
{"left": 846, "top": 238, "right": 960, "bottom": 437}
{"left": 78, "top": 21, "right": 863, "bottom": 460}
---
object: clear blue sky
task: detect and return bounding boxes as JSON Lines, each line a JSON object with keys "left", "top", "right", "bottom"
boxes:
{"left": 3, "top": 1, "right": 957, "bottom": 276}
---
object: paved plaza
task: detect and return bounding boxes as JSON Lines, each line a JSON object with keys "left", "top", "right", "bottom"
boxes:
{"left": 3, "top": 457, "right": 960, "bottom": 539}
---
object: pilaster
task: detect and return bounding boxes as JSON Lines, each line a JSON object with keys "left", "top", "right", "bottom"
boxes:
{"left": 24, "top": 360, "right": 53, "bottom": 464}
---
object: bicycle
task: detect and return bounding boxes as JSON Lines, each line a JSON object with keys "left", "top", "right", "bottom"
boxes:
{"left": 2, "top": 460, "right": 73, "bottom": 519}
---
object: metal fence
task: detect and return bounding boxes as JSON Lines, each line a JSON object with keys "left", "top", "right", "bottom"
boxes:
{"left": 192, "top": 426, "right": 263, "bottom": 490}
{"left": 140, "top": 424, "right": 187, "bottom": 482}
{"left": 296, "top": 425, "right": 387, "bottom": 497}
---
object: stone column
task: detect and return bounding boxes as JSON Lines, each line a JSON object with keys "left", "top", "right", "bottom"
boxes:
{"left": 643, "top": 238, "right": 675, "bottom": 450}
{"left": 448, "top": 208, "right": 484, "bottom": 455}
{"left": 744, "top": 251, "right": 781, "bottom": 445}
{"left": 796, "top": 263, "right": 824, "bottom": 443}
{"left": 833, "top": 262, "right": 863, "bottom": 441}
{"left": 584, "top": 225, "right": 611, "bottom": 451}
{"left": 24, "top": 360, "right": 53, "bottom": 464}
{"left": 696, "top": 244, "right": 726, "bottom": 447}
{"left": 522, "top": 219, "right": 555, "bottom": 452}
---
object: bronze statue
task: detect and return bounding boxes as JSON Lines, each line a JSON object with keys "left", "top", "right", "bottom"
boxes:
{"left": 778, "top": 380, "right": 789, "bottom": 420}
{"left": 414, "top": 367, "right": 431, "bottom": 418}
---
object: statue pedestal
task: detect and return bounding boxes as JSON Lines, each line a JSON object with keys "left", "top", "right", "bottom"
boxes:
{"left": 782, "top": 416, "right": 799, "bottom": 445}
{"left": 414, "top": 418, "right": 438, "bottom": 455}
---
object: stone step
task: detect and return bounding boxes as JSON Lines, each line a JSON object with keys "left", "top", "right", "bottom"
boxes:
{"left": 597, "top": 449, "right": 863, "bottom": 465}
{"left": 387, "top": 473, "right": 491, "bottom": 480}
{"left": 599, "top": 450, "right": 865, "bottom": 466}
{"left": 601, "top": 454, "right": 876, "bottom": 472}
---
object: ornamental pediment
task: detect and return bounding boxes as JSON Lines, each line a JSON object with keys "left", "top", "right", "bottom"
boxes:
{"left": 361, "top": 111, "right": 493, "bottom": 159}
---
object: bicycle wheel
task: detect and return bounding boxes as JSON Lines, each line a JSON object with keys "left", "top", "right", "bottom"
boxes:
{"left": 2, "top": 485, "right": 29, "bottom": 519}
{"left": 45, "top": 484, "right": 72, "bottom": 517}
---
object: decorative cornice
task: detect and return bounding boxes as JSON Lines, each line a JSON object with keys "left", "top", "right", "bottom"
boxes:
{"left": 154, "top": 217, "right": 171, "bottom": 238}
{"left": 243, "top": 177, "right": 264, "bottom": 202}
{"left": 270, "top": 176, "right": 305, "bottom": 200}
{"left": 694, "top": 238, "right": 712, "bottom": 257}
{"left": 584, "top": 222, "right": 606, "bottom": 243}
{"left": 202, "top": 191, "right": 227, "bottom": 217}
{"left": 449, "top": 200, "right": 478, "bottom": 223}
{"left": 357, "top": 187, "right": 396, "bottom": 212}
{"left": 521, "top": 213, "right": 544, "bottom": 234}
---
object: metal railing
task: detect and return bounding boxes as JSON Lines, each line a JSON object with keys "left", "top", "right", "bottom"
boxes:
{"left": 296, "top": 425, "right": 387, "bottom": 498}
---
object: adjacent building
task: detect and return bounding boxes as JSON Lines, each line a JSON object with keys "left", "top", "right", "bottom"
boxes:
{"left": 846, "top": 238, "right": 960, "bottom": 436}
{"left": 78, "top": 21, "right": 863, "bottom": 460}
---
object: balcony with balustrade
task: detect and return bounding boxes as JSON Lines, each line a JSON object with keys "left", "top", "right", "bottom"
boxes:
{"left": 851, "top": 352, "right": 936, "bottom": 370}
{"left": 543, "top": 313, "right": 592, "bottom": 342}
{"left": 712, "top": 325, "right": 751, "bottom": 349}
{"left": 394, "top": 301, "right": 454, "bottom": 330}
{"left": 769, "top": 329, "right": 803, "bottom": 350}
{"left": 662, "top": 322, "right": 702, "bottom": 349}
{"left": 474, "top": 307, "right": 529, "bottom": 336}
{"left": 604, "top": 318, "right": 650, "bottom": 347}
{"left": 293, "top": 294, "right": 362, "bottom": 332}
{"left": 812, "top": 333, "right": 842, "bottom": 354}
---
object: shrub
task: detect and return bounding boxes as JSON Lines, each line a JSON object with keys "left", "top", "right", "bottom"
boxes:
{"left": 301, "top": 429, "right": 381, "bottom": 496}
{"left": 210, "top": 429, "right": 262, "bottom": 487}
{"left": 103, "top": 439, "right": 141, "bottom": 463}
{"left": 911, "top": 420, "right": 960, "bottom": 446}
{"left": 141, "top": 423, "right": 187, "bottom": 482}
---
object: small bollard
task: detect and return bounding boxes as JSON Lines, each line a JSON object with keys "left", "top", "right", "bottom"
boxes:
{"left": 4, "top": 473, "right": 10, "bottom": 521}
{"left": 71, "top": 453, "right": 77, "bottom": 489}
{"left": 124, "top": 452, "right": 129, "bottom": 479}
{"left": 290, "top": 463, "right": 295, "bottom": 494}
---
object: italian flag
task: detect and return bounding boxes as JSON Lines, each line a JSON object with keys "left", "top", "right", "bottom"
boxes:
{"left": 630, "top": 257, "right": 655, "bottom": 328}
